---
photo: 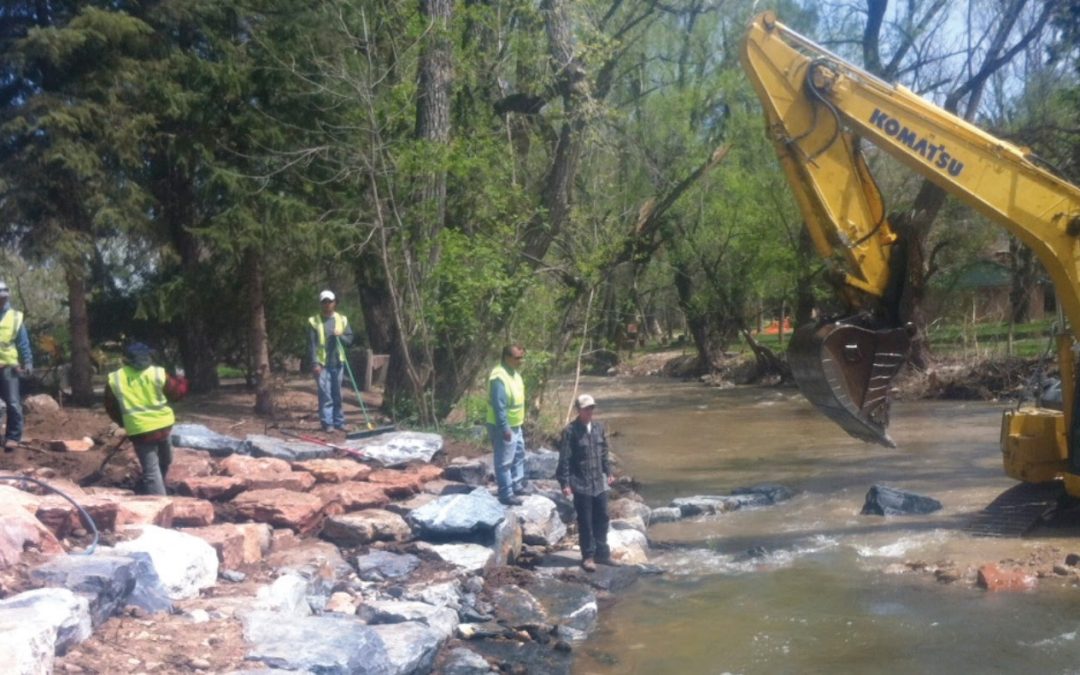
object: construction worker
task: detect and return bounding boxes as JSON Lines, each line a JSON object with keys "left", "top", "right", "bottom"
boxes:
{"left": 104, "top": 343, "right": 188, "bottom": 495}
{"left": 308, "top": 290, "right": 353, "bottom": 432}
{"left": 557, "top": 393, "right": 614, "bottom": 571}
{"left": 0, "top": 281, "right": 32, "bottom": 452}
{"left": 487, "top": 344, "right": 527, "bottom": 506}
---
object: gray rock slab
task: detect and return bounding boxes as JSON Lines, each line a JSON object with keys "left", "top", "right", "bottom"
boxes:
{"left": 358, "top": 600, "right": 459, "bottom": 640}
{"left": 731, "top": 483, "right": 794, "bottom": 506}
{"left": 246, "top": 434, "right": 334, "bottom": 462}
{"left": 401, "top": 579, "right": 463, "bottom": 610}
{"left": 470, "top": 638, "right": 571, "bottom": 675}
{"left": 524, "top": 448, "right": 559, "bottom": 480}
{"left": 355, "top": 550, "right": 420, "bottom": 582}
{"left": 344, "top": 431, "right": 444, "bottom": 468}
{"left": 861, "top": 484, "right": 942, "bottom": 516}
{"left": 407, "top": 488, "right": 506, "bottom": 540}
{"left": 671, "top": 495, "right": 742, "bottom": 516}
{"left": 370, "top": 621, "right": 444, "bottom": 675}
{"left": 171, "top": 423, "right": 249, "bottom": 457}
{"left": 255, "top": 573, "right": 311, "bottom": 616}
{"left": 422, "top": 479, "right": 474, "bottom": 496}
{"left": 511, "top": 495, "right": 567, "bottom": 547}
{"left": 525, "top": 576, "right": 598, "bottom": 641}
{"left": 113, "top": 551, "right": 173, "bottom": 615}
{"left": 443, "top": 459, "right": 489, "bottom": 486}
{"left": 489, "top": 513, "right": 522, "bottom": 566}
{"left": 441, "top": 647, "right": 497, "bottom": 675}
{"left": 648, "top": 506, "right": 682, "bottom": 524}
{"left": 114, "top": 525, "right": 218, "bottom": 600}
{"left": 0, "top": 588, "right": 90, "bottom": 655}
{"left": 419, "top": 542, "right": 494, "bottom": 573}
{"left": 490, "top": 585, "right": 546, "bottom": 629}
{"left": 30, "top": 554, "right": 137, "bottom": 627}
{"left": 241, "top": 610, "right": 391, "bottom": 674}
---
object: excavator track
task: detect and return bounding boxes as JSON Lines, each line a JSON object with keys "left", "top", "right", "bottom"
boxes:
{"left": 788, "top": 321, "right": 910, "bottom": 448}
{"left": 964, "top": 482, "right": 1065, "bottom": 538}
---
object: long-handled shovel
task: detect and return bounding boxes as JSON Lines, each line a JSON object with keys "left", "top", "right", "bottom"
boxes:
{"left": 337, "top": 343, "right": 396, "bottom": 439}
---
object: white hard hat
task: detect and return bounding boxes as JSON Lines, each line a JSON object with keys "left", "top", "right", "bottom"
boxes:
{"left": 319, "top": 290, "right": 335, "bottom": 302}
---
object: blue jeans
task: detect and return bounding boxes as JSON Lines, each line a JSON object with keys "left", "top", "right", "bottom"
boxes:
{"left": 0, "top": 367, "right": 23, "bottom": 442}
{"left": 489, "top": 424, "right": 525, "bottom": 500}
{"left": 316, "top": 365, "right": 344, "bottom": 428}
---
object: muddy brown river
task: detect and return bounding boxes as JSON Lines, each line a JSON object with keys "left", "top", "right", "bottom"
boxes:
{"left": 556, "top": 377, "right": 1080, "bottom": 674}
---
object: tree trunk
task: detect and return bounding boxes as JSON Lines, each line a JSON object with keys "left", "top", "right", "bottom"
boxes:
{"left": 245, "top": 249, "right": 273, "bottom": 417}
{"left": 1008, "top": 237, "right": 1036, "bottom": 324}
{"left": 415, "top": 0, "right": 453, "bottom": 243}
{"left": 64, "top": 265, "right": 94, "bottom": 406}
{"left": 673, "top": 261, "right": 716, "bottom": 370}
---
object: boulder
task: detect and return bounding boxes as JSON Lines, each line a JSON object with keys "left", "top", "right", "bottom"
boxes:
{"left": 241, "top": 610, "right": 391, "bottom": 674}
{"left": 731, "top": 483, "right": 794, "bottom": 506}
{"left": 265, "top": 540, "right": 352, "bottom": 593}
{"left": 0, "top": 484, "right": 42, "bottom": 514}
{"left": 611, "top": 516, "right": 647, "bottom": 535}
{"left": 0, "top": 614, "right": 56, "bottom": 675}
{"left": 511, "top": 495, "right": 567, "bottom": 547}
{"left": 120, "top": 550, "right": 175, "bottom": 615}
{"left": 609, "top": 498, "right": 651, "bottom": 524}
{"left": 255, "top": 573, "right": 311, "bottom": 616}
{"left": 292, "top": 458, "right": 372, "bottom": 483}
{"left": 401, "top": 579, "right": 463, "bottom": 610}
{"left": 407, "top": 488, "right": 506, "bottom": 540}
{"left": 355, "top": 550, "right": 421, "bottom": 582}
{"left": 30, "top": 554, "right": 138, "bottom": 626}
{"left": 0, "top": 503, "right": 63, "bottom": 568}
{"left": 443, "top": 458, "right": 489, "bottom": 486}
{"left": 671, "top": 495, "right": 741, "bottom": 517}
{"left": 173, "top": 475, "right": 248, "bottom": 501}
{"left": 36, "top": 494, "right": 141, "bottom": 538}
{"left": 406, "top": 464, "right": 444, "bottom": 483}
{"left": 221, "top": 454, "right": 316, "bottom": 491}
{"left": 231, "top": 488, "right": 325, "bottom": 533}
{"left": 607, "top": 528, "right": 649, "bottom": 565}
{"left": 440, "top": 647, "right": 497, "bottom": 675}
{"left": 420, "top": 542, "right": 495, "bottom": 573}
{"left": 525, "top": 448, "right": 560, "bottom": 480}
{"left": 112, "top": 495, "right": 175, "bottom": 528}
{"left": 529, "top": 480, "right": 576, "bottom": 523}
{"left": 184, "top": 524, "right": 247, "bottom": 569}
{"left": 367, "top": 469, "right": 423, "bottom": 498}
{"left": 525, "top": 576, "right": 598, "bottom": 641}
{"left": 468, "top": 632, "right": 572, "bottom": 674}
{"left": 861, "top": 485, "right": 943, "bottom": 516}
{"left": 114, "top": 525, "right": 218, "bottom": 600}
{"left": 490, "top": 585, "right": 546, "bottom": 629}
{"left": 311, "top": 482, "right": 389, "bottom": 515}
{"left": 170, "top": 497, "right": 216, "bottom": 527}
{"left": 171, "top": 423, "right": 249, "bottom": 457}
{"left": 0, "top": 588, "right": 91, "bottom": 654}
{"left": 325, "top": 591, "right": 359, "bottom": 614}
{"left": 358, "top": 599, "right": 460, "bottom": 640}
{"left": 321, "top": 509, "right": 411, "bottom": 547}
{"left": 246, "top": 434, "right": 334, "bottom": 462}
{"left": 648, "top": 506, "right": 682, "bottom": 524}
{"left": 422, "top": 479, "right": 474, "bottom": 496}
{"left": 23, "top": 394, "right": 60, "bottom": 416}
{"left": 47, "top": 437, "right": 94, "bottom": 453}
{"left": 370, "top": 621, "right": 445, "bottom": 674}
{"left": 384, "top": 493, "right": 437, "bottom": 516}
{"left": 164, "top": 448, "right": 215, "bottom": 485}
{"left": 221, "top": 454, "right": 292, "bottom": 475}
{"left": 344, "top": 431, "right": 444, "bottom": 468}
{"left": 490, "top": 510, "right": 523, "bottom": 566}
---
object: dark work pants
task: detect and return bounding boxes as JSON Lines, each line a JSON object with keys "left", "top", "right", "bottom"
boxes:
{"left": 0, "top": 366, "right": 23, "bottom": 442}
{"left": 133, "top": 436, "right": 173, "bottom": 495}
{"left": 573, "top": 491, "right": 610, "bottom": 560}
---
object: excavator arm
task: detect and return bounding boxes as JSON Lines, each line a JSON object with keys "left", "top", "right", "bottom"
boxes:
{"left": 741, "top": 12, "right": 1080, "bottom": 491}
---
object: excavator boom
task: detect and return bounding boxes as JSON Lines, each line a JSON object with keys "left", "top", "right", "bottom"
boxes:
{"left": 741, "top": 12, "right": 1080, "bottom": 492}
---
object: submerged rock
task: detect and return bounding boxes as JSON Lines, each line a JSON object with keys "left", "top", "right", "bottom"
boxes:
{"left": 861, "top": 485, "right": 942, "bottom": 516}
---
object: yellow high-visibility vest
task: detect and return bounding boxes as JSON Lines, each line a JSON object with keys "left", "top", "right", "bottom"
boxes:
{"left": 309, "top": 312, "right": 348, "bottom": 365}
{"left": 486, "top": 364, "right": 525, "bottom": 427}
{"left": 0, "top": 309, "right": 24, "bottom": 364}
{"left": 108, "top": 365, "right": 175, "bottom": 435}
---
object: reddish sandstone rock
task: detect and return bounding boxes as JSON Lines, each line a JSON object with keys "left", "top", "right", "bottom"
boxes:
{"left": 113, "top": 496, "right": 175, "bottom": 528}
{"left": 170, "top": 497, "right": 216, "bottom": 527}
{"left": 0, "top": 485, "right": 42, "bottom": 514}
{"left": 246, "top": 471, "right": 316, "bottom": 492}
{"left": 47, "top": 437, "right": 94, "bottom": 452}
{"left": 174, "top": 475, "right": 248, "bottom": 501}
{"left": 405, "top": 464, "right": 443, "bottom": 483}
{"left": 292, "top": 458, "right": 372, "bottom": 483}
{"left": 311, "top": 482, "right": 389, "bottom": 515}
{"left": 36, "top": 495, "right": 125, "bottom": 538}
{"left": 166, "top": 449, "right": 216, "bottom": 486}
{"left": 321, "top": 509, "right": 411, "bottom": 546}
{"left": 0, "top": 507, "right": 63, "bottom": 568}
{"left": 183, "top": 522, "right": 271, "bottom": 568}
{"left": 977, "top": 564, "right": 1037, "bottom": 592}
{"left": 231, "top": 488, "right": 325, "bottom": 534}
{"left": 220, "top": 454, "right": 292, "bottom": 476}
{"left": 367, "top": 470, "right": 423, "bottom": 498}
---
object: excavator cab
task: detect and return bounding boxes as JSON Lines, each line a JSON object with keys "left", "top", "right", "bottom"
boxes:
{"left": 787, "top": 320, "right": 910, "bottom": 447}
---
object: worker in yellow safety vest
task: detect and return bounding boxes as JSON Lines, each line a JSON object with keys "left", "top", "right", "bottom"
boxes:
{"left": 486, "top": 344, "right": 527, "bottom": 505}
{"left": 0, "top": 281, "right": 33, "bottom": 452}
{"left": 104, "top": 343, "right": 188, "bottom": 495}
{"left": 308, "top": 290, "right": 353, "bottom": 433}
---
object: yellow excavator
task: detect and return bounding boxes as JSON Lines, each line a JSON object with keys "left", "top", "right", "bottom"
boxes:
{"left": 741, "top": 12, "right": 1080, "bottom": 498}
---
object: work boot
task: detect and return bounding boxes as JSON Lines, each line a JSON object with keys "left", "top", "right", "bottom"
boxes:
{"left": 581, "top": 558, "right": 596, "bottom": 572}
{"left": 2, "top": 439, "right": 14, "bottom": 453}
{"left": 595, "top": 555, "right": 617, "bottom": 567}
{"left": 498, "top": 495, "right": 523, "bottom": 506}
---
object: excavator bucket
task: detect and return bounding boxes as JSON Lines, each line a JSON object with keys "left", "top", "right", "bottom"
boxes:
{"left": 787, "top": 321, "right": 910, "bottom": 448}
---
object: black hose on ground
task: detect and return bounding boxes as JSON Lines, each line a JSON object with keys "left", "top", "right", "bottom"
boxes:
{"left": 0, "top": 475, "right": 99, "bottom": 555}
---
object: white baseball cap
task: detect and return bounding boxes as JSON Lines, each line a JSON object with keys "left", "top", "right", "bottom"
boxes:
{"left": 0, "top": 282, "right": 8, "bottom": 297}
{"left": 576, "top": 394, "right": 596, "bottom": 409}
{"left": 319, "top": 290, "right": 335, "bottom": 302}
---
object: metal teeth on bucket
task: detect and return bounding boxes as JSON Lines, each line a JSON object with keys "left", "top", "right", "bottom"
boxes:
{"left": 788, "top": 321, "right": 910, "bottom": 448}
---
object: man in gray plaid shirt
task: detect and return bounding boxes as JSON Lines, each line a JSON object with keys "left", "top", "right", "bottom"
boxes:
{"left": 557, "top": 394, "right": 615, "bottom": 571}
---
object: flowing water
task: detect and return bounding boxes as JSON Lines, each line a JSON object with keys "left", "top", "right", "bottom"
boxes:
{"left": 558, "top": 377, "right": 1080, "bottom": 674}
